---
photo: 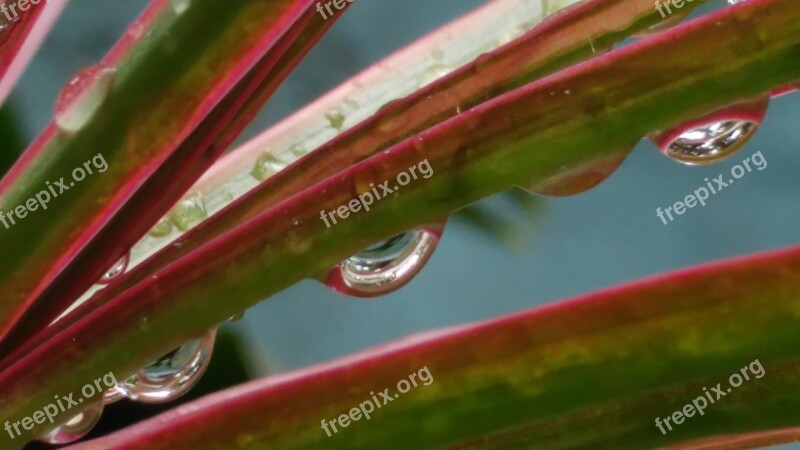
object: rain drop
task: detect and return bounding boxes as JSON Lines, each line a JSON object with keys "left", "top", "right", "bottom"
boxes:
{"left": 38, "top": 401, "right": 104, "bottom": 445}
{"left": 98, "top": 253, "right": 129, "bottom": 285}
{"left": 325, "top": 108, "right": 346, "bottom": 131}
{"left": 324, "top": 222, "right": 445, "bottom": 298}
{"left": 251, "top": 152, "right": 285, "bottom": 182}
{"left": 289, "top": 144, "right": 306, "bottom": 158}
{"left": 650, "top": 97, "right": 768, "bottom": 166}
{"left": 55, "top": 65, "right": 116, "bottom": 134}
{"left": 148, "top": 216, "right": 174, "bottom": 238}
{"left": 171, "top": 0, "right": 191, "bottom": 14}
{"left": 116, "top": 329, "right": 216, "bottom": 403}
{"left": 169, "top": 193, "right": 208, "bottom": 231}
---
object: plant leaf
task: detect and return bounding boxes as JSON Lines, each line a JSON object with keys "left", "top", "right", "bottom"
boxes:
{"left": 0, "top": 0, "right": 342, "bottom": 342}
{"left": 64, "top": 245, "right": 800, "bottom": 449}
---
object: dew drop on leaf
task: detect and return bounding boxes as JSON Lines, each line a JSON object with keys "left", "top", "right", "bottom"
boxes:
{"left": 251, "top": 152, "right": 285, "bottom": 182}
{"left": 169, "top": 194, "right": 208, "bottom": 231}
{"left": 116, "top": 329, "right": 216, "bottom": 403}
{"left": 325, "top": 108, "right": 346, "bottom": 131}
{"left": 55, "top": 65, "right": 116, "bottom": 134}
{"left": 148, "top": 216, "right": 174, "bottom": 238}
{"left": 324, "top": 223, "right": 444, "bottom": 298}
{"left": 171, "top": 0, "right": 191, "bottom": 14}
{"left": 98, "top": 253, "right": 130, "bottom": 285}
{"left": 38, "top": 401, "right": 104, "bottom": 445}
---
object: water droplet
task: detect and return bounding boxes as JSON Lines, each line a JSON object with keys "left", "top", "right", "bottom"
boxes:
{"left": 251, "top": 151, "right": 285, "bottom": 182}
{"left": 431, "top": 48, "right": 444, "bottom": 60}
{"left": 325, "top": 108, "right": 346, "bottom": 131}
{"left": 98, "top": 254, "right": 129, "bottom": 285}
{"left": 116, "top": 329, "right": 216, "bottom": 403}
{"left": 55, "top": 65, "right": 116, "bottom": 134}
{"left": 650, "top": 97, "right": 768, "bottom": 166}
{"left": 520, "top": 152, "right": 632, "bottom": 196}
{"left": 289, "top": 144, "right": 306, "bottom": 157}
{"left": 324, "top": 222, "right": 444, "bottom": 298}
{"left": 171, "top": 0, "right": 191, "bottom": 14}
{"left": 148, "top": 216, "right": 174, "bottom": 237}
{"left": 497, "top": 25, "right": 526, "bottom": 46}
{"left": 38, "top": 401, "right": 104, "bottom": 445}
{"left": 169, "top": 193, "right": 208, "bottom": 231}
{"left": 417, "top": 65, "right": 451, "bottom": 89}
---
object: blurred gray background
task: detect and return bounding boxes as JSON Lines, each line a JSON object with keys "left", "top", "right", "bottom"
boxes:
{"left": 8, "top": 0, "right": 800, "bottom": 448}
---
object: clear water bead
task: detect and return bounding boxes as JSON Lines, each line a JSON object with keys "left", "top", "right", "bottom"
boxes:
{"left": 38, "top": 401, "right": 104, "bottom": 445}
{"left": 115, "top": 329, "right": 216, "bottom": 403}
{"left": 148, "top": 216, "right": 174, "bottom": 237}
{"left": 55, "top": 65, "right": 116, "bottom": 134}
{"left": 325, "top": 108, "right": 346, "bottom": 131}
{"left": 98, "top": 253, "right": 129, "bottom": 284}
{"left": 251, "top": 152, "right": 285, "bottom": 182}
{"left": 649, "top": 97, "right": 768, "bottom": 165}
{"left": 171, "top": 0, "right": 191, "bottom": 14}
{"left": 169, "top": 193, "right": 208, "bottom": 231}
{"left": 325, "top": 222, "right": 444, "bottom": 298}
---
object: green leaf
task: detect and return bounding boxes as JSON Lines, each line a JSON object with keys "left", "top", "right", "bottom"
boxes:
{"left": 64, "top": 246, "right": 800, "bottom": 449}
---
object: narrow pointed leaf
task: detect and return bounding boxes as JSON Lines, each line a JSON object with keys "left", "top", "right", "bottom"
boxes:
{"left": 66, "top": 246, "right": 800, "bottom": 449}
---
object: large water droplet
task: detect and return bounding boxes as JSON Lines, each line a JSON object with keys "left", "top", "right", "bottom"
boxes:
{"left": 98, "top": 253, "right": 129, "bottom": 285}
{"left": 148, "top": 216, "right": 174, "bottom": 237}
{"left": 324, "top": 222, "right": 444, "bottom": 298}
{"left": 55, "top": 65, "right": 116, "bottom": 134}
{"left": 251, "top": 152, "right": 285, "bottom": 182}
{"left": 171, "top": 0, "right": 191, "bottom": 14}
{"left": 169, "top": 193, "right": 208, "bottom": 231}
{"left": 115, "top": 329, "right": 216, "bottom": 403}
{"left": 649, "top": 97, "right": 769, "bottom": 166}
{"left": 38, "top": 401, "right": 104, "bottom": 445}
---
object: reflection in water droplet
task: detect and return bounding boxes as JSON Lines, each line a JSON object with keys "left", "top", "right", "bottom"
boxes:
{"left": 417, "top": 65, "right": 452, "bottom": 89}
{"left": 115, "top": 329, "right": 216, "bottom": 403}
{"left": 649, "top": 97, "right": 768, "bottom": 166}
{"left": 251, "top": 152, "right": 285, "bottom": 182}
{"left": 55, "top": 65, "right": 116, "bottom": 134}
{"left": 98, "top": 254, "right": 129, "bottom": 285}
{"left": 148, "top": 216, "right": 174, "bottom": 237}
{"left": 169, "top": 194, "right": 208, "bottom": 231}
{"left": 171, "top": 0, "right": 191, "bottom": 14}
{"left": 324, "top": 223, "right": 444, "bottom": 298}
{"left": 38, "top": 401, "right": 104, "bottom": 445}
{"left": 325, "top": 108, "right": 346, "bottom": 131}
